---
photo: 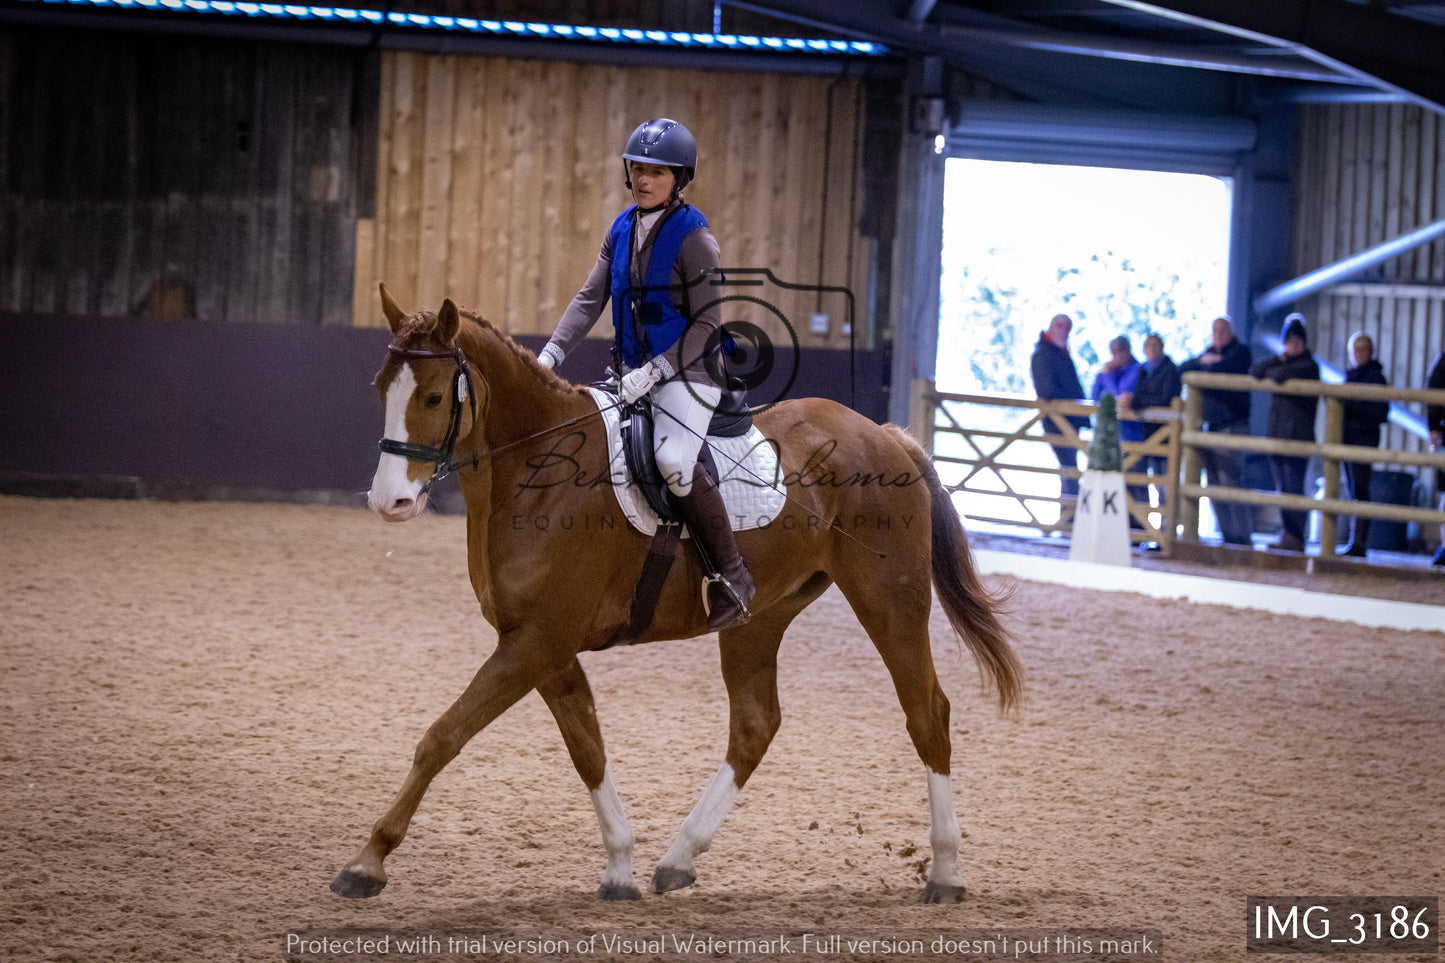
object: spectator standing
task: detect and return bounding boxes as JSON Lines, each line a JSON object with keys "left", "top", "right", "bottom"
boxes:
{"left": 1339, "top": 332, "right": 1389, "bottom": 557}
{"left": 1426, "top": 351, "right": 1445, "bottom": 566}
{"left": 1031, "top": 313, "right": 1088, "bottom": 505}
{"left": 1092, "top": 335, "right": 1147, "bottom": 526}
{"left": 1129, "top": 333, "right": 1183, "bottom": 510}
{"left": 1092, "top": 336, "right": 1143, "bottom": 442}
{"left": 1250, "top": 313, "right": 1321, "bottom": 552}
{"left": 1179, "top": 316, "right": 1254, "bottom": 546}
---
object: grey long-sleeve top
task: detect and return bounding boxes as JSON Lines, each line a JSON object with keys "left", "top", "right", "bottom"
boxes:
{"left": 548, "top": 202, "right": 722, "bottom": 388}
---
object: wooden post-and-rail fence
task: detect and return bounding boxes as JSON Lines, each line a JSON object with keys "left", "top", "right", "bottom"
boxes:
{"left": 912, "top": 382, "right": 1184, "bottom": 550}
{"left": 1178, "top": 372, "right": 1445, "bottom": 558}
{"left": 913, "top": 376, "right": 1445, "bottom": 558}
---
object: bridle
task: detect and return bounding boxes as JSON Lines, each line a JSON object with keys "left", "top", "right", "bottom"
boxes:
{"left": 378, "top": 344, "right": 479, "bottom": 493}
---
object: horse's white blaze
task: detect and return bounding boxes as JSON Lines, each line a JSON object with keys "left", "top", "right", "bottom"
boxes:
{"left": 589, "top": 765, "right": 635, "bottom": 889}
{"left": 658, "top": 763, "right": 739, "bottom": 874}
{"left": 926, "top": 767, "right": 965, "bottom": 886}
{"left": 368, "top": 365, "right": 425, "bottom": 518}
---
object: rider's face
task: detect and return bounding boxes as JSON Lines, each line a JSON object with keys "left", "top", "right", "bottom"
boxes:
{"left": 630, "top": 162, "right": 677, "bottom": 209}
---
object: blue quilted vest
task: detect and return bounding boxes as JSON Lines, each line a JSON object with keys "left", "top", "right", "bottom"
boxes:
{"left": 609, "top": 203, "right": 709, "bottom": 369}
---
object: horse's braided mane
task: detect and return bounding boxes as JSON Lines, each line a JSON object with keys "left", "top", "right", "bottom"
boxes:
{"left": 399, "top": 306, "right": 582, "bottom": 398}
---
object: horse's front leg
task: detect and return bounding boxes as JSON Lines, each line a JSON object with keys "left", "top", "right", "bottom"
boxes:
{"left": 653, "top": 604, "right": 795, "bottom": 893}
{"left": 330, "top": 642, "right": 559, "bottom": 898}
{"left": 536, "top": 658, "right": 639, "bottom": 900}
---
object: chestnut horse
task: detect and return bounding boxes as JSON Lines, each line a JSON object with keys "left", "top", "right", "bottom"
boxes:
{"left": 332, "top": 288, "right": 1021, "bottom": 903}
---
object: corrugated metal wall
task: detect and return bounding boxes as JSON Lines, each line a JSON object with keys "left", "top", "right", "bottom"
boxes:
{"left": 1293, "top": 103, "right": 1445, "bottom": 463}
{"left": 357, "top": 53, "right": 869, "bottom": 348}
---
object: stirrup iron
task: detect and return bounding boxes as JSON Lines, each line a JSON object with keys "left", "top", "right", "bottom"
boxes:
{"left": 701, "top": 572, "right": 752, "bottom": 627}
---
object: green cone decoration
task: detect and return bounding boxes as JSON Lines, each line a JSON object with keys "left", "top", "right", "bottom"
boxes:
{"left": 1088, "top": 393, "right": 1123, "bottom": 472}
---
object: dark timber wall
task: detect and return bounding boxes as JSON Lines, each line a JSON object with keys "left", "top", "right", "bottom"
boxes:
{"left": 0, "top": 27, "right": 370, "bottom": 325}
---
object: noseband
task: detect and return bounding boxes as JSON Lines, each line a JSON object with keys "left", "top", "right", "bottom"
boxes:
{"left": 378, "top": 344, "right": 479, "bottom": 492}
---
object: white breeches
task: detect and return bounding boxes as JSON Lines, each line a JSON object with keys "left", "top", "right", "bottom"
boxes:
{"left": 650, "top": 379, "right": 721, "bottom": 497}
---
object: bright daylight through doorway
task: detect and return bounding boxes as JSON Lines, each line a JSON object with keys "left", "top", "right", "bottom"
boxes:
{"left": 934, "top": 159, "right": 1233, "bottom": 531}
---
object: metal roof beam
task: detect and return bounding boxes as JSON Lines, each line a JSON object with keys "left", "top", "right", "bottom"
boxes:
{"left": 732, "top": 0, "right": 1376, "bottom": 91}
{"left": 937, "top": 24, "right": 1368, "bottom": 84}
{"left": 1253, "top": 217, "right": 1445, "bottom": 314}
{"left": 729, "top": 0, "right": 946, "bottom": 49}
{"left": 1096, "top": 0, "right": 1445, "bottom": 113}
{"left": 905, "top": 0, "right": 939, "bottom": 23}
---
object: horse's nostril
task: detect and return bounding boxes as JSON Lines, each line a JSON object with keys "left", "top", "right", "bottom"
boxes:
{"left": 389, "top": 497, "right": 414, "bottom": 514}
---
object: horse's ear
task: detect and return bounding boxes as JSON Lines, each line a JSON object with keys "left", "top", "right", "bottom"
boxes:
{"left": 437, "top": 299, "right": 461, "bottom": 344}
{"left": 379, "top": 283, "right": 406, "bottom": 334}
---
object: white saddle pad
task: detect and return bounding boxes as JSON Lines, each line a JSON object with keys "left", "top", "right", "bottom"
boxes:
{"left": 586, "top": 386, "right": 786, "bottom": 536}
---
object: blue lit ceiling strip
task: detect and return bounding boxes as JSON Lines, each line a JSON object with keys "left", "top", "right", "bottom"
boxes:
{"left": 15, "top": 0, "right": 887, "bottom": 56}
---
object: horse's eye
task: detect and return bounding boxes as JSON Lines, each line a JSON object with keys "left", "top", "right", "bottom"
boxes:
{"left": 425, "top": 394, "right": 444, "bottom": 408}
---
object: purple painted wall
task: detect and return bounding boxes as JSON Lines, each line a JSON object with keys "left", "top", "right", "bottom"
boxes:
{"left": 0, "top": 313, "right": 888, "bottom": 499}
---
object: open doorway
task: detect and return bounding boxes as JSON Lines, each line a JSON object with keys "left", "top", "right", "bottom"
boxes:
{"left": 934, "top": 158, "right": 1233, "bottom": 529}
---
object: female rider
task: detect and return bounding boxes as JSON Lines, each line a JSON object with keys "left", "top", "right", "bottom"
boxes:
{"left": 536, "top": 118, "right": 754, "bottom": 631}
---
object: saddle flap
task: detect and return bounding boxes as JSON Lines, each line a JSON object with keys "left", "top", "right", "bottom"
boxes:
{"left": 620, "top": 401, "right": 726, "bottom": 524}
{"left": 706, "top": 376, "right": 753, "bottom": 438}
{"left": 621, "top": 402, "right": 677, "bottom": 521}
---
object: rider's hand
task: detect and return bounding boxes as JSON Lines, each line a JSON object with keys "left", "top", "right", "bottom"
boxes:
{"left": 537, "top": 342, "right": 564, "bottom": 370}
{"left": 619, "top": 364, "right": 662, "bottom": 404}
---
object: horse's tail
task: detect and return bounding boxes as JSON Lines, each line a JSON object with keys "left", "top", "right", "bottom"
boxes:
{"left": 889, "top": 426, "right": 1023, "bottom": 714}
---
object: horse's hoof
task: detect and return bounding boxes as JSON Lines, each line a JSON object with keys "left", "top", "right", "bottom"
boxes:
{"left": 330, "top": 869, "right": 387, "bottom": 899}
{"left": 651, "top": 866, "right": 696, "bottom": 893}
{"left": 597, "top": 882, "right": 642, "bottom": 901}
{"left": 921, "top": 881, "right": 966, "bottom": 904}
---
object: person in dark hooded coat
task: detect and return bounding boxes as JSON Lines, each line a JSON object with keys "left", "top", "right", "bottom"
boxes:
{"left": 1250, "top": 313, "right": 1320, "bottom": 552}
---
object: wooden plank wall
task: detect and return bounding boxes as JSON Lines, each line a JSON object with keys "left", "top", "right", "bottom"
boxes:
{"left": 0, "top": 28, "right": 361, "bottom": 325}
{"left": 1293, "top": 103, "right": 1445, "bottom": 466}
{"left": 358, "top": 53, "right": 869, "bottom": 351}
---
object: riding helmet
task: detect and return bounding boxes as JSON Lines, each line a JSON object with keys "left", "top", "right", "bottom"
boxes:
{"left": 621, "top": 118, "right": 696, "bottom": 192}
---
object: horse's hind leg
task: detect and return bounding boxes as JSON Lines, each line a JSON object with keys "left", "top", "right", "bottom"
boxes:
{"left": 536, "top": 658, "right": 640, "bottom": 901}
{"left": 834, "top": 566, "right": 968, "bottom": 903}
{"left": 652, "top": 597, "right": 807, "bottom": 893}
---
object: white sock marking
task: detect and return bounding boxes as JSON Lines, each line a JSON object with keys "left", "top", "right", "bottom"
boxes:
{"left": 589, "top": 765, "right": 635, "bottom": 891}
{"left": 926, "top": 767, "right": 965, "bottom": 887}
{"left": 659, "top": 763, "right": 739, "bottom": 874}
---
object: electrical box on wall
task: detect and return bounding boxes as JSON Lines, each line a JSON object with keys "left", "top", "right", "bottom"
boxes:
{"left": 810, "top": 313, "right": 830, "bottom": 334}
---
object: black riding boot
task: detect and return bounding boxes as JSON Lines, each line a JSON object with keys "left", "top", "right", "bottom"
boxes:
{"left": 675, "top": 462, "right": 755, "bottom": 631}
{"left": 1343, "top": 518, "right": 1370, "bottom": 557}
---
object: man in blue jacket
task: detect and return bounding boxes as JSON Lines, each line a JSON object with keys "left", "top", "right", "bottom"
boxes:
{"left": 1031, "top": 313, "right": 1088, "bottom": 506}
{"left": 1179, "top": 316, "right": 1254, "bottom": 546}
